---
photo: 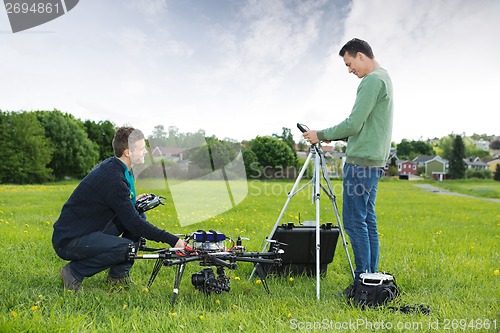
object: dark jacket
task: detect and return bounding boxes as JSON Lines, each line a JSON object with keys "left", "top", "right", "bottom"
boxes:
{"left": 52, "top": 157, "right": 178, "bottom": 247}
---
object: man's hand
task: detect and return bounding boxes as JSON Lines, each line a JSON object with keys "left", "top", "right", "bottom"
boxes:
{"left": 174, "top": 238, "right": 186, "bottom": 249}
{"left": 303, "top": 130, "right": 320, "bottom": 144}
{"left": 137, "top": 193, "right": 149, "bottom": 200}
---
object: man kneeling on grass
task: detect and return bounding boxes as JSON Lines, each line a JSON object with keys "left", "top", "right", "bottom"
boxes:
{"left": 52, "top": 126, "right": 185, "bottom": 291}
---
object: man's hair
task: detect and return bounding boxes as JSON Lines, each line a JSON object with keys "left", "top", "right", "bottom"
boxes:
{"left": 339, "top": 38, "right": 374, "bottom": 59}
{"left": 112, "top": 127, "right": 145, "bottom": 157}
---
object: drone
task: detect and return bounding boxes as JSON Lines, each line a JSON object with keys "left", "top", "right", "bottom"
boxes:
{"left": 132, "top": 194, "right": 284, "bottom": 306}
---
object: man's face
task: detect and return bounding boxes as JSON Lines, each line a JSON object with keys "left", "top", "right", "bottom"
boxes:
{"left": 129, "top": 139, "right": 147, "bottom": 165}
{"left": 343, "top": 52, "right": 366, "bottom": 78}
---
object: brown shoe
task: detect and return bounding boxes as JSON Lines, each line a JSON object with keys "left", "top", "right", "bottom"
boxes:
{"left": 60, "top": 264, "right": 82, "bottom": 291}
{"left": 106, "top": 275, "right": 135, "bottom": 286}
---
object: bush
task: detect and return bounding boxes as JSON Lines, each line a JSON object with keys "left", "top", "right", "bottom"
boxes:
{"left": 466, "top": 169, "right": 492, "bottom": 179}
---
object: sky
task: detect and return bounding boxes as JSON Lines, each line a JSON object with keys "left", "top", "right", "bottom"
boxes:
{"left": 1, "top": 0, "right": 499, "bottom": 144}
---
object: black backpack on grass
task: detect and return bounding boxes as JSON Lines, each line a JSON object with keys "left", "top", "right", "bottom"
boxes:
{"left": 348, "top": 272, "right": 399, "bottom": 308}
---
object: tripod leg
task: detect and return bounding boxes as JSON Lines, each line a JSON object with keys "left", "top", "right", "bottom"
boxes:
{"left": 313, "top": 150, "right": 321, "bottom": 300}
{"left": 250, "top": 151, "right": 314, "bottom": 280}
{"left": 318, "top": 153, "right": 355, "bottom": 281}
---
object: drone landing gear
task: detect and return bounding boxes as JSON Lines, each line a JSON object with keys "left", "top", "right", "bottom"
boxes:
{"left": 172, "top": 263, "right": 186, "bottom": 307}
{"left": 253, "top": 263, "right": 270, "bottom": 294}
{"left": 131, "top": 234, "right": 283, "bottom": 307}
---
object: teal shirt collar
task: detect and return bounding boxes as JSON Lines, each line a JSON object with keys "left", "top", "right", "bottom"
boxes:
{"left": 116, "top": 158, "right": 136, "bottom": 204}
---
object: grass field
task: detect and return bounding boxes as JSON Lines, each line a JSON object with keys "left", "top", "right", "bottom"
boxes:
{"left": 0, "top": 179, "right": 499, "bottom": 332}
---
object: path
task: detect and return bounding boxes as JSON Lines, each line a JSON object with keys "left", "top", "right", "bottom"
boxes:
{"left": 413, "top": 184, "right": 500, "bottom": 203}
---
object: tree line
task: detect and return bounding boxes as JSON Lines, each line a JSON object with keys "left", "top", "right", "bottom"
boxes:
{"left": 395, "top": 136, "right": 497, "bottom": 161}
{"left": 1, "top": 110, "right": 498, "bottom": 184}
{"left": 0, "top": 112, "right": 299, "bottom": 184}
{"left": 0, "top": 110, "right": 114, "bottom": 184}
{"left": 146, "top": 125, "right": 298, "bottom": 180}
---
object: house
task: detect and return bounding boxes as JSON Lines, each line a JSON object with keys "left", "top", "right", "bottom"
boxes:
{"left": 398, "top": 160, "right": 418, "bottom": 175}
{"left": 486, "top": 158, "right": 500, "bottom": 173}
{"left": 412, "top": 155, "right": 449, "bottom": 178}
{"left": 150, "top": 146, "right": 187, "bottom": 162}
{"left": 463, "top": 157, "right": 488, "bottom": 171}
{"left": 474, "top": 140, "right": 490, "bottom": 151}
{"left": 424, "top": 156, "right": 448, "bottom": 179}
{"left": 412, "top": 155, "right": 434, "bottom": 168}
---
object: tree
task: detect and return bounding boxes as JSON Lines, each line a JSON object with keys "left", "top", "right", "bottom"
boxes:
{"left": 490, "top": 138, "right": 500, "bottom": 150}
{"left": 494, "top": 164, "right": 500, "bottom": 182}
{"left": 448, "top": 135, "right": 466, "bottom": 179}
{"left": 148, "top": 125, "right": 168, "bottom": 148}
{"left": 242, "top": 147, "right": 260, "bottom": 178}
{"left": 434, "top": 135, "right": 455, "bottom": 160}
{"left": 297, "top": 139, "right": 308, "bottom": 152}
{"left": 388, "top": 156, "right": 398, "bottom": 176}
{"left": 189, "top": 137, "right": 239, "bottom": 170}
{"left": 36, "top": 110, "right": 99, "bottom": 180}
{"left": 412, "top": 140, "right": 433, "bottom": 156}
{"left": 396, "top": 139, "right": 412, "bottom": 158}
{"left": 272, "top": 127, "right": 298, "bottom": 167}
{"left": 149, "top": 125, "right": 207, "bottom": 149}
{"left": 397, "top": 139, "right": 433, "bottom": 159}
{"left": 435, "top": 134, "right": 491, "bottom": 160}
{"left": 0, "top": 111, "right": 53, "bottom": 183}
{"left": 84, "top": 120, "right": 115, "bottom": 161}
{"left": 247, "top": 136, "right": 295, "bottom": 170}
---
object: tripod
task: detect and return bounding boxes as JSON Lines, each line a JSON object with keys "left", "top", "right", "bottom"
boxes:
{"left": 251, "top": 137, "right": 355, "bottom": 300}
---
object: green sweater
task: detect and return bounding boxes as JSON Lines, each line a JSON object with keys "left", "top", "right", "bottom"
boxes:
{"left": 317, "top": 68, "right": 393, "bottom": 167}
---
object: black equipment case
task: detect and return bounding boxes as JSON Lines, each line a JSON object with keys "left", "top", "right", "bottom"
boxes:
{"left": 263, "top": 222, "right": 339, "bottom": 276}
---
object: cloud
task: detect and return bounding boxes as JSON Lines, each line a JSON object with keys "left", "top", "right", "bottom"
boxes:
{"left": 305, "top": 0, "right": 500, "bottom": 141}
{"left": 127, "top": 0, "right": 168, "bottom": 16}
{"left": 169, "top": 0, "right": 335, "bottom": 139}
{"left": 1, "top": 0, "right": 497, "bottom": 143}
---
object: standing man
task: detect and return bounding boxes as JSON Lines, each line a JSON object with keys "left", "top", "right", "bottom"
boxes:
{"left": 53, "top": 127, "right": 185, "bottom": 291}
{"left": 303, "top": 38, "right": 393, "bottom": 285}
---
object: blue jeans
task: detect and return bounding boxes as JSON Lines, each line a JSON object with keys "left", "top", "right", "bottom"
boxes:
{"left": 343, "top": 163, "right": 384, "bottom": 284}
{"left": 54, "top": 217, "right": 139, "bottom": 282}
